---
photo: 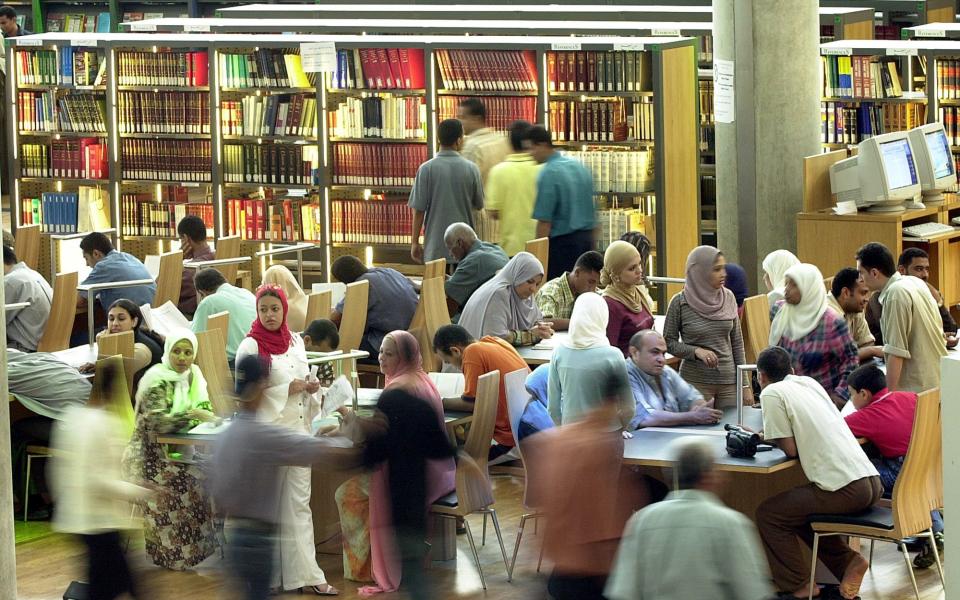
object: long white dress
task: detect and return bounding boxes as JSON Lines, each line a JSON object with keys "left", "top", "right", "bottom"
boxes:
{"left": 235, "top": 335, "right": 327, "bottom": 590}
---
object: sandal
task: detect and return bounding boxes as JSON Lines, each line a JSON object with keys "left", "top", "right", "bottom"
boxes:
{"left": 302, "top": 584, "right": 339, "bottom": 596}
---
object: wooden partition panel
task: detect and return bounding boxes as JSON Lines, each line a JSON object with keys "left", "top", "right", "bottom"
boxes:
{"left": 13, "top": 224, "right": 40, "bottom": 271}
{"left": 214, "top": 235, "right": 242, "bottom": 283}
{"left": 338, "top": 280, "right": 370, "bottom": 352}
{"left": 36, "top": 271, "right": 79, "bottom": 353}
{"left": 153, "top": 250, "right": 184, "bottom": 307}
{"left": 802, "top": 150, "right": 848, "bottom": 213}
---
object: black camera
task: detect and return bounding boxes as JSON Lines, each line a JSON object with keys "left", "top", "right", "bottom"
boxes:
{"left": 724, "top": 424, "right": 761, "bottom": 458}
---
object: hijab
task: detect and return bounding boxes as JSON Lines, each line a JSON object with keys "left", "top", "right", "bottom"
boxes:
{"left": 682, "top": 246, "right": 738, "bottom": 321}
{"left": 724, "top": 263, "right": 749, "bottom": 307}
{"left": 262, "top": 265, "right": 308, "bottom": 332}
{"left": 768, "top": 263, "right": 828, "bottom": 345}
{"left": 134, "top": 328, "right": 209, "bottom": 416}
{"left": 381, "top": 330, "right": 441, "bottom": 406}
{"left": 601, "top": 241, "right": 651, "bottom": 314}
{"left": 762, "top": 250, "right": 800, "bottom": 297}
{"left": 565, "top": 292, "right": 611, "bottom": 349}
{"left": 247, "top": 284, "right": 294, "bottom": 362}
{"left": 458, "top": 252, "right": 544, "bottom": 339}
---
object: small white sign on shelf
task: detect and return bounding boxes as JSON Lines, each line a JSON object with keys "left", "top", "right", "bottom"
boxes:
{"left": 915, "top": 28, "right": 946, "bottom": 38}
{"left": 184, "top": 23, "right": 211, "bottom": 33}
{"left": 614, "top": 42, "right": 645, "bottom": 51}
{"left": 130, "top": 22, "right": 158, "bottom": 32}
{"left": 651, "top": 28, "right": 681, "bottom": 37}
{"left": 551, "top": 41, "right": 582, "bottom": 51}
{"left": 17, "top": 38, "right": 42, "bottom": 47}
{"left": 714, "top": 59, "right": 735, "bottom": 124}
{"left": 887, "top": 47, "right": 917, "bottom": 57}
{"left": 821, "top": 47, "right": 853, "bottom": 56}
{"left": 71, "top": 39, "right": 97, "bottom": 47}
{"left": 300, "top": 41, "right": 337, "bottom": 73}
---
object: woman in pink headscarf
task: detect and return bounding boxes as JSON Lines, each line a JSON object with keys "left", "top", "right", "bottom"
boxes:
{"left": 336, "top": 330, "right": 455, "bottom": 595}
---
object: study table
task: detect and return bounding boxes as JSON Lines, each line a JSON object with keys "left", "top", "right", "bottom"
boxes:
{"left": 517, "top": 315, "right": 674, "bottom": 366}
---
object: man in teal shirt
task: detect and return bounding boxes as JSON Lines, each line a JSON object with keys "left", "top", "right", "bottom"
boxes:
{"left": 191, "top": 268, "right": 256, "bottom": 364}
{"left": 443, "top": 222, "right": 508, "bottom": 317}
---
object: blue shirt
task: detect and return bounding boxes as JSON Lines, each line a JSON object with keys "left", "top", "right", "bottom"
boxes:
{"left": 445, "top": 240, "right": 508, "bottom": 309}
{"left": 625, "top": 359, "right": 704, "bottom": 429}
{"left": 336, "top": 267, "right": 418, "bottom": 352}
{"left": 532, "top": 152, "right": 596, "bottom": 237}
{"left": 191, "top": 283, "right": 257, "bottom": 361}
{"left": 82, "top": 250, "right": 157, "bottom": 310}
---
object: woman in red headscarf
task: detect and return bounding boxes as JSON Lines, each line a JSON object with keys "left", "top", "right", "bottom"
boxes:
{"left": 235, "top": 284, "right": 338, "bottom": 596}
{"left": 335, "top": 330, "right": 455, "bottom": 595}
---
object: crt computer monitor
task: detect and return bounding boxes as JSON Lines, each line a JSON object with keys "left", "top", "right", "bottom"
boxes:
{"left": 907, "top": 122, "right": 956, "bottom": 205}
{"left": 829, "top": 130, "right": 922, "bottom": 213}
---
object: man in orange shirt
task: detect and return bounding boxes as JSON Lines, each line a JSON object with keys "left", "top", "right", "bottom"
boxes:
{"left": 433, "top": 324, "right": 530, "bottom": 461}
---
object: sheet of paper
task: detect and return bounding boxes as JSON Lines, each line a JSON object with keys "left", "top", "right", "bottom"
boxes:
{"left": 144, "top": 255, "right": 161, "bottom": 280}
{"left": 533, "top": 338, "right": 557, "bottom": 351}
{"left": 428, "top": 372, "right": 465, "bottom": 399}
{"left": 311, "top": 282, "right": 346, "bottom": 307}
{"left": 141, "top": 301, "right": 191, "bottom": 338}
{"left": 300, "top": 41, "right": 337, "bottom": 73}
{"left": 714, "top": 59, "right": 735, "bottom": 124}
{"left": 322, "top": 375, "right": 353, "bottom": 418}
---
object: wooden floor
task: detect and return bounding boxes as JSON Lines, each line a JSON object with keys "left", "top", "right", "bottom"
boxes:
{"left": 14, "top": 475, "right": 947, "bottom": 599}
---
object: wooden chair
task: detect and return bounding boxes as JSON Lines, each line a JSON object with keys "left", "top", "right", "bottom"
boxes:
{"left": 36, "top": 271, "right": 79, "bottom": 353}
{"left": 153, "top": 250, "right": 184, "bottom": 307}
{"left": 97, "top": 331, "right": 136, "bottom": 398}
{"left": 90, "top": 354, "right": 136, "bottom": 436}
{"left": 525, "top": 237, "right": 549, "bottom": 277}
{"left": 409, "top": 258, "right": 448, "bottom": 334}
{"left": 206, "top": 311, "right": 230, "bottom": 341}
{"left": 410, "top": 277, "right": 451, "bottom": 373}
{"left": 213, "top": 235, "right": 242, "bottom": 283}
{"left": 741, "top": 294, "right": 771, "bottom": 364}
{"left": 306, "top": 290, "right": 332, "bottom": 326}
{"left": 806, "top": 389, "right": 944, "bottom": 600}
{"left": 423, "top": 257, "right": 446, "bottom": 280}
{"left": 337, "top": 280, "right": 369, "bottom": 353}
{"left": 430, "top": 371, "right": 510, "bottom": 589}
{"left": 13, "top": 224, "right": 40, "bottom": 271}
{"left": 195, "top": 328, "right": 235, "bottom": 417}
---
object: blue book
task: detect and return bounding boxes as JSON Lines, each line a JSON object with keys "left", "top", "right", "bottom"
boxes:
{"left": 96, "top": 12, "right": 111, "bottom": 33}
{"left": 60, "top": 46, "right": 74, "bottom": 86}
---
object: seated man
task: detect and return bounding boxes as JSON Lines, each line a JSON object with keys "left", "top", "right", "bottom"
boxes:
{"left": 176, "top": 215, "right": 215, "bottom": 316}
{"left": 828, "top": 267, "right": 883, "bottom": 362}
{"left": 78, "top": 232, "right": 156, "bottom": 311}
{"left": 534, "top": 250, "right": 604, "bottom": 330}
{"left": 625, "top": 330, "right": 722, "bottom": 429}
{"left": 330, "top": 255, "right": 418, "bottom": 355}
{"left": 191, "top": 268, "right": 256, "bottom": 365}
{"left": 3, "top": 245, "right": 52, "bottom": 351}
{"left": 755, "top": 347, "right": 881, "bottom": 600}
{"left": 302, "top": 318, "right": 340, "bottom": 386}
{"left": 443, "top": 222, "right": 508, "bottom": 317}
{"left": 606, "top": 438, "right": 773, "bottom": 600}
{"left": 433, "top": 324, "right": 530, "bottom": 461}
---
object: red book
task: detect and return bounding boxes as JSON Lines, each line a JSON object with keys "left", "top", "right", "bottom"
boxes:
{"left": 386, "top": 48, "right": 402, "bottom": 89}
{"left": 397, "top": 48, "right": 412, "bottom": 89}
{"left": 192, "top": 51, "right": 208, "bottom": 86}
{"left": 375, "top": 48, "right": 392, "bottom": 88}
{"left": 359, "top": 49, "right": 376, "bottom": 88}
{"left": 244, "top": 199, "right": 254, "bottom": 240}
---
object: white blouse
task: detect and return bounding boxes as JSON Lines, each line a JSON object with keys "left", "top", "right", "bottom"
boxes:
{"left": 235, "top": 335, "right": 319, "bottom": 430}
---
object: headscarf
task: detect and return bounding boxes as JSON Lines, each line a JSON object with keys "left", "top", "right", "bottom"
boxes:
{"left": 381, "top": 330, "right": 440, "bottom": 404}
{"left": 601, "top": 240, "right": 651, "bottom": 314}
{"left": 682, "top": 246, "right": 738, "bottom": 321}
{"left": 262, "top": 264, "right": 308, "bottom": 332}
{"left": 762, "top": 250, "right": 800, "bottom": 297}
{"left": 458, "top": 252, "right": 544, "bottom": 339}
{"left": 565, "top": 292, "right": 611, "bottom": 349}
{"left": 724, "top": 263, "right": 749, "bottom": 307}
{"left": 247, "top": 284, "right": 294, "bottom": 361}
{"left": 769, "top": 263, "right": 828, "bottom": 345}
{"left": 134, "top": 328, "right": 209, "bottom": 416}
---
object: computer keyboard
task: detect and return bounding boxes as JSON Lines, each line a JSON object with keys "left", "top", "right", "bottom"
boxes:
{"left": 903, "top": 222, "right": 956, "bottom": 238}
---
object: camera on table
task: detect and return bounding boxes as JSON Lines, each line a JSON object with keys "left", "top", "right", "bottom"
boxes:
{"left": 724, "top": 424, "right": 761, "bottom": 458}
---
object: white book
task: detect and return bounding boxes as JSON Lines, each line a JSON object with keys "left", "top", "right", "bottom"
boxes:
{"left": 140, "top": 301, "right": 191, "bottom": 338}
{"left": 428, "top": 372, "right": 465, "bottom": 400}
{"left": 311, "top": 282, "right": 347, "bottom": 307}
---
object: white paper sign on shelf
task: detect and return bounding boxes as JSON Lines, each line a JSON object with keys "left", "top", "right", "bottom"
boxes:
{"left": 300, "top": 41, "right": 337, "bottom": 73}
{"left": 614, "top": 42, "right": 645, "bottom": 51}
{"left": 71, "top": 39, "right": 97, "bottom": 47}
{"left": 16, "top": 38, "right": 42, "bottom": 47}
{"left": 915, "top": 28, "right": 946, "bottom": 38}
{"left": 184, "top": 23, "right": 211, "bottom": 33}
{"left": 887, "top": 47, "right": 917, "bottom": 56}
{"left": 652, "top": 28, "right": 681, "bottom": 37}
{"left": 714, "top": 59, "right": 735, "bottom": 124}
{"left": 821, "top": 47, "right": 852, "bottom": 56}
{"left": 551, "top": 41, "right": 582, "bottom": 51}
{"left": 130, "top": 22, "right": 157, "bottom": 32}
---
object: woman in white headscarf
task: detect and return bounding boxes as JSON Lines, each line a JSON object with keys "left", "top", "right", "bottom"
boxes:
{"left": 762, "top": 249, "right": 800, "bottom": 309}
{"left": 458, "top": 251, "right": 554, "bottom": 347}
{"left": 769, "top": 263, "right": 858, "bottom": 404}
{"left": 547, "top": 293, "right": 633, "bottom": 429}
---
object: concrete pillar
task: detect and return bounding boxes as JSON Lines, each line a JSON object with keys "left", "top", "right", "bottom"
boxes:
{"left": 0, "top": 267, "right": 17, "bottom": 596}
{"left": 713, "top": 0, "right": 822, "bottom": 289}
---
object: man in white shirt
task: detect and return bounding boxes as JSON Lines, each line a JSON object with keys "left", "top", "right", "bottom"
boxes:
{"left": 754, "top": 347, "right": 882, "bottom": 600}
{"left": 3, "top": 244, "right": 52, "bottom": 351}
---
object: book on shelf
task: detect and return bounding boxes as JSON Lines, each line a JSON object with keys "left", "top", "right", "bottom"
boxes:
{"left": 596, "top": 207, "right": 645, "bottom": 252}
{"left": 17, "top": 91, "right": 55, "bottom": 132}
{"left": 821, "top": 55, "right": 904, "bottom": 98}
{"left": 437, "top": 96, "right": 536, "bottom": 132}
{"left": 546, "top": 51, "right": 651, "bottom": 93}
{"left": 121, "top": 194, "right": 213, "bottom": 238}
{"left": 698, "top": 36, "right": 713, "bottom": 64}
{"left": 221, "top": 94, "right": 317, "bottom": 138}
{"left": 21, "top": 138, "right": 107, "bottom": 179}
{"left": 550, "top": 98, "right": 648, "bottom": 143}
{"left": 16, "top": 50, "right": 57, "bottom": 86}
{"left": 118, "top": 91, "right": 209, "bottom": 134}
{"left": 331, "top": 48, "right": 426, "bottom": 90}
{"left": 223, "top": 144, "right": 317, "bottom": 186}
{"left": 331, "top": 143, "right": 425, "bottom": 187}
{"left": 218, "top": 50, "right": 313, "bottom": 89}
{"left": 331, "top": 197, "right": 412, "bottom": 245}
{"left": 117, "top": 50, "right": 209, "bottom": 87}
{"left": 562, "top": 149, "right": 655, "bottom": 194}
{"left": 59, "top": 47, "right": 105, "bottom": 87}
{"left": 329, "top": 95, "right": 425, "bottom": 140}
{"left": 225, "top": 196, "right": 317, "bottom": 242}
{"left": 821, "top": 101, "right": 926, "bottom": 144}
{"left": 699, "top": 81, "right": 714, "bottom": 125}
{"left": 940, "top": 107, "right": 960, "bottom": 146}
{"left": 436, "top": 49, "right": 537, "bottom": 92}
{"left": 56, "top": 94, "right": 108, "bottom": 133}
{"left": 120, "top": 139, "right": 211, "bottom": 182}
{"left": 937, "top": 59, "right": 960, "bottom": 100}
{"left": 19, "top": 186, "right": 111, "bottom": 233}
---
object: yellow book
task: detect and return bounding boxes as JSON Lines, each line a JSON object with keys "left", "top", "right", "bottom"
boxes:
{"left": 284, "top": 54, "right": 312, "bottom": 88}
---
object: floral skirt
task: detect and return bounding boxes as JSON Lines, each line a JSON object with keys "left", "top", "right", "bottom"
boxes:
{"left": 336, "top": 473, "right": 373, "bottom": 582}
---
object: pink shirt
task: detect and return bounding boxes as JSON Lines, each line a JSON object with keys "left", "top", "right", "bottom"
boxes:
{"left": 604, "top": 296, "right": 655, "bottom": 357}
{"left": 844, "top": 388, "right": 916, "bottom": 458}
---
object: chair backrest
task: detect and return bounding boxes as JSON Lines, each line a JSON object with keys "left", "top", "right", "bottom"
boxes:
{"left": 36, "top": 271, "right": 79, "bottom": 353}
{"left": 195, "top": 328, "right": 235, "bottom": 417}
{"left": 97, "top": 330, "right": 136, "bottom": 397}
{"left": 206, "top": 311, "right": 230, "bottom": 340}
{"left": 410, "top": 277, "right": 451, "bottom": 372}
{"left": 337, "top": 280, "right": 369, "bottom": 352}
{"left": 892, "top": 389, "right": 941, "bottom": 538}
{"left": 457, "top": 370, "right": 500, "bottom": 513}
{"left": 91, "top": 354, "right": 135, "bottom": 437}
{"left": 153, "top": 250, "right": 184, "bottom": 307}
{"left": 423, "top": 258, "right": 446, "bottom": 280}
{"left": 525, "top": 237, "right": 549, "bottom": 277}
{"left": 214, "top": 235, "right": 242, "bottom": 283}
{"left": 306, "top": 290, "right": 332, "bottom": 326}
{"left": 13, "top": 224, "right": 41, "bottom": 271}
{"left": 741, "top": 294, "right": 771, "bottom": 364}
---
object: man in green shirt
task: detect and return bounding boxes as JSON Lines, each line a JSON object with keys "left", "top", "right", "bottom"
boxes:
{"left": 443, "top": 222, "right": 508, "bottom": 317}
{"left": 534, "top": 250, "right": 604, "bottom": 330}
{"left": 191, "top": 268, "right": 257, "bottom": 365}
{"left": 485, "top": 120, "right": 542, "bottom": 256}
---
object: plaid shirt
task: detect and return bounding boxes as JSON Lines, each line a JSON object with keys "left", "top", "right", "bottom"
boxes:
{"left": 771, "top": 301, "right": 858, "bottom": 400}
{"left": 535, "top": 273, "right": 576, "bottom": 321}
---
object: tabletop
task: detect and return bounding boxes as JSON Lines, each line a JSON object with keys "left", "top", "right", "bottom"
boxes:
{"left": 517, "top": 315, "right": 671, "bottom": 366}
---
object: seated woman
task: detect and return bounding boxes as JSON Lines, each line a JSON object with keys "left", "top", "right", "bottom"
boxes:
{"left": 762, "top": 249, "right": 800, "bottom": 309}
{"left": 458, "top": 251, "right": 554, "bottom": 347}
{"left": 601, "top": 241, "right": 654, "bottom": 356}
{"left": 80, "top": 299, "right": 164, "bottom": 382}
{"left": 121, "top": 328, "right": 217, "bottom": 571}
{"left": 262, "top": 264, "right": 309, "bottom": 332}
{"left": 336, "top": 330, "right": 456, "bottom": 593}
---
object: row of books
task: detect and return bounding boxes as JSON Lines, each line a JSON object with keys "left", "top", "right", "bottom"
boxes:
{"left": 19, "top": 92, "right": 107, "bottom": 134}
{"left": 331, "top": 48, "right": 426, "bottom": 91}
{"left": 549, "top": 99, "right": 635, "bottom": 143}
{"left": 117, "top": 51, "right": 209, "bottom": 87}
{"left": 596, "top": 208, "right": 646, "bottom": 253}
{"left": 698, "top": 36, "right": 713, "bottom": 64}
{"left": 221, "top": 94, "right": 318, "bottom": 138}
{"left": 936, "top": 60, "right": 960, "bottom": 100}
{"left": 330, "top": 199, "right": 413, "bottom": 245}
{"left": 45, "top": 12, "right": 111, "bottom": 33}
{"left": 120, "top": 196, "right": 214, "bottom": 238}
{"left": 821, "top": 56, "right": 903, "bottom": 99}
{"left": 120, "top": 139, "right": 211, "bottom": 182}
{"left": 118, "top": 91, "right": 210, "bottom": 135}
{"left": 21, "top": 139, "right": 107, "bottom": 179}
{"left": 821, "top": 101, "right": 926, "bottom": 145}
{"left": 699, "top": 81, "right": 714, "bottom": 125}
{"left": 60, "top": 47, "right": 105, "bottom": 87}
{"left": 331, "top": 143, "right": 426, "bottom": 187}
{"left": 437, "top": 96, "right": 536, "bottom": 132}
{"left": 435, "top": 50, "right": 538, "bottom": 92}
{"left": 16, "top": 50, "right": 57, "bottom": 86}
{"left": 938, "top": 108, "right": 960, "bottom": 146}
{"left": 224, "top": 198, "right": 318, "bottom": 242}
{"left": 546, "top": 51, "right": 651, "bottom": 94}
{"left": 562, "top": 150, "right": 655, "bottom": 194}
{"left": 329, "top": 96, "right": 426, "bottom": 140}
{"left": 17, "top": 91, "right": 55, "bottom": 132}
{"left": 222, "top": 144, "right": 316, "bottom": 185}
{"left": 218, "top": 50, "right": 313, "bottom": 89}
{"left": 19, "top": 187, "right": 111, "bottom": 234}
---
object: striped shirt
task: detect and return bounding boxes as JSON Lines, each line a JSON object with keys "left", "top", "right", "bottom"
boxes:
{"left": 535, "top": 272, "right": 576, "bottom": 321}
{"left": 663, "top": 292, "right": 746, "bottom": 386}
{"left": 461, "top": 128, "right": 511, "bottom": 184}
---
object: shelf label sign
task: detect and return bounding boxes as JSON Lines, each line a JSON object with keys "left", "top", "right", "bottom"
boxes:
{"left": 887, "top": 47, "right": 917, "bottom": 56}
{"left": 551, "top": 42, "right": 582, "bottom": 51}
{"left": 915, "top": 28, "right": 946, "bottom": 38}
{"left": 16, "top": 38, "right": 42, "bottom": 47}
{"left": 821, "top": 47, "right": 853, "bottom": 56}
{"left": 300, "top": 41, "right": 338, "bottom": 73}
{"left": 614, "top": 42, "right": 645, "bottom": 51}
{"left": 130, "top": 22, "right": 158, "bottom": 32}
{"left": 714, "top": 59, "right": 735, "bottom": 124}
{"left": 184, "top": 23, "right": 211, "bottom": 33}
{"left": 71, "top": 39, "right": 97, "bottom": 47}
{"left": 651, "top": 28, "right": 681, "bottom": 37}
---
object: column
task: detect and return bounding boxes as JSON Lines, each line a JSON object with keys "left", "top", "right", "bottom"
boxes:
{"left": 0, "top": 267, "right": 17, "bottom": 596}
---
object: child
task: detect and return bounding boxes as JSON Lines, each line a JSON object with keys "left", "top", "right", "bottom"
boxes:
{"left": 302, "top": 319, "right": 340, "bottom": 386}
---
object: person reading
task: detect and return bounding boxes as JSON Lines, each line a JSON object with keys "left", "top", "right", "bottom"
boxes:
{"left": 176, "top": 215, "right": 214, "bottom": 316}
{"left": 443, "top": 222, "right": 508, "bottom": 317}
{"left": 192, "top": 268, "right": 257, "bottom": 365}
{"left": 3, "top": 244, "right": 52, "bottom": 351}
{"left": 534, "top": 250, "right": 604, "bottom": 331}
{"left": 78, "top": 232, "right": 156, "bottom": 312}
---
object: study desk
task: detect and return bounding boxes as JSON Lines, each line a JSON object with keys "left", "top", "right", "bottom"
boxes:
{"left": 356, "top": 387, "right": 473, "bottom": 442}
{"left": 517, "top": 315, "right": 675, "bottom": 366}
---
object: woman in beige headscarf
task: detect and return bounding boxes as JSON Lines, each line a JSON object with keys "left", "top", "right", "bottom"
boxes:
{"left": 262, "top": 265, "right": 309, "bottom": 332}
{"left": 601, "top": 241, "right": 654, "bottom": 356}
